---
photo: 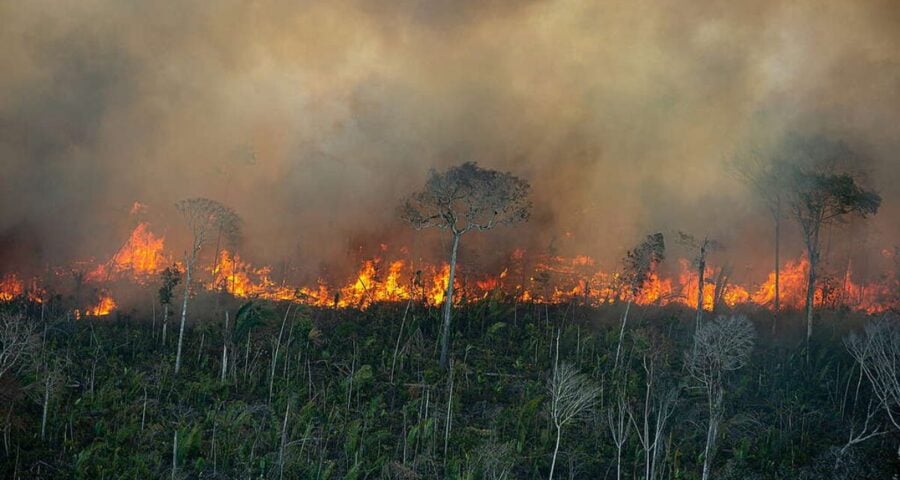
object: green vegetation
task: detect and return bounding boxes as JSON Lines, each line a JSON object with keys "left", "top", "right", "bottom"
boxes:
{"left": 0, "top": 296, "right": 896, "bottom": 479}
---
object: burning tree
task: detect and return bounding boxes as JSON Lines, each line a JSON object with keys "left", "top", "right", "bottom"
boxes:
{"left": 781, "top": 137, "right": 881, "bottom": 340}
{"left": 401, "top": 162, "right": 531, "bottom": 369}
{"left": 613, "top": 232, "right": 665, "bottom": 371}
{"left": 676, "top": 232, "right": 721, "bottom": 333}
{"left": 173, "top": 198, "right": 241, "bottom": 374}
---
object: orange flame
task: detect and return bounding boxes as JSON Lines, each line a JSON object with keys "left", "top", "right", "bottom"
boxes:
{"left": 83, "top": 292, "right": 117, "bottom": 316}
{"left": 86, "top": 222, "right": 168, "bottom": 283}
{"left": 0, "top": 273, "right": 24, "bottom": 301}
{"left": 5, "top": 220, "right": 896, "bottom": 315}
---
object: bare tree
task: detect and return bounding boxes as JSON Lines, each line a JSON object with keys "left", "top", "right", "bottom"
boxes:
{"left": 686, "top": 315, "right": 755, "bottom": 480}
{"left": 845, "top": 318, "right": 900, "bottom": 459}
{"left": 401, "top": 162, "right": 531, "bottom": 369}
{"left": 780, "top": 137, "right": 881, "bottom": 340}
{"left": 606, "top": 387, "right": 630, "bottom": 480}
{"left": 39, "top": 358, "right": 64, "bottom": 441}
{"left": 475, "top": 440, "right": 516, "bottom": 480}
{"left": 731, "top": 147, "right": 790, "bottom": 334}
{"left": 0, "top": 314, "right": 37, "bottom": 381}
{"left": 546, "top": 362, "right": 600, "bottom": 480}
{"left": 628, "top": 354, "right": 678, "bottom": 480}
{"left": 174, "top": 198, "right": 241, "bottom": 374}
{"left": 614, "top": 232, "right": 665, "bottom": 372}
{"left": 677, "top": 232, "right": 721, "bottom": 333}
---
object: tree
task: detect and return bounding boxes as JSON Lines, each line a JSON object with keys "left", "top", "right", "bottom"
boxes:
{"left": 686, "top": 315, "right": 755, "bottom": 480}
{"left": 546, "top": 362, "right": 600, "bottom": 480}
{"left": 0, "top": 313, "right": 37, "bottom": 381}
{"left": 781, "top": 137, "right": 881, "bottom": 340}
{"left": 845, "top": 318, "right": 900, "bottom": 459}
{"left": 173, "top": 198, "right": 241, "bottom": 374}
{"left": 614, "top": 233, "right": 665, "bottom": 372}
{"left": 606, "top": 387, "right": 630, "bottom": 480}
{"left": 677, "top": 232, "right": 721, "bottom": 334}
{"left": 628, "top": 343, "right": 678, "bottom": 480}
{"left": 158, "top": 265, "right": 181, "bottom": 346}
{"left": 731, "top": 147, "right": 790, "bottom": 334}
{"left": 401, "top": 162, "right": 531, "bottom": 369}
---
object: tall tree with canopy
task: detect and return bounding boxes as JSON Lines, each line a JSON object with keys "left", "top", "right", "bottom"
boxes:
{"left": 781, "top": 136, "right": 881, "bottom": 340}
{"left": 401, "top": 162, "right": 531, "bottom": 369}
{"left": 173, "top": 198, "right": 241, "bottom": 374}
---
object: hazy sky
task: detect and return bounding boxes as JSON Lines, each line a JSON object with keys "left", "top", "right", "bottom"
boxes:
{"left": 1, "top": 0, "right": 898, "bottom": 281}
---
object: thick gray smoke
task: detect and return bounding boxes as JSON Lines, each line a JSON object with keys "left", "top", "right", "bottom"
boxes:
{"left": 1, "top": 0, "right": 898, "bottom": 283}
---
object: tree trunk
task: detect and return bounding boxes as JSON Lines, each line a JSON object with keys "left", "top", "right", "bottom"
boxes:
{"left": 175, "top": 259, "right": 194, "bottom": 375}
{"left": 701, "top": 414, "right": 718, "bottom": 480}
{"left": 221, "top": 311, "right": 229, "bottom": 383}
{"left": 270, "top": 305, "right": 290, "bottom": 402}
{"left": 613, "top": 299, "right": 632, "bottom": 373}
{"left": 390, "top": 298, "right": 413, "bottom": 384}
{"left": 616, "top": 444, "right": 622, "bottom": 480}
{"left": 172, "top": 430, "right": 178, "bottom": 480}
{"left": 805, "top": 243, "right": 818, "bottom": 341}
{"left": 439, "top": 234, "right": 460, "bottom": 370}
{"left": 695, "top": 249, "right": 706, "bottom": 333}
{"left": 702, "top": 390, "right": 722, "bottom": 480}
{"left": 279, "top": 401, "right": 290, "bottom": 480}
{"left": 773, "top": 215, "right": 780, "bottom": 335}
{"left": 162, "top": 303, "right": 169, "bottom": 346}
{"left": 549, "top": 424, "right": 561, "bottom": 480}
{"left": 40, "top": 374, "right": 50, "bottom": 441}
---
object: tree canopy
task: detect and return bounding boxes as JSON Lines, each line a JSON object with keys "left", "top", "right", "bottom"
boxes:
{"left": 401, "top": 162, "right": 531, "bottom": 236}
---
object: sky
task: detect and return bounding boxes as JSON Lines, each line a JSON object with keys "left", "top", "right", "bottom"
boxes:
{"left": 1, "top": 0, "right": 898, "bottom": 282}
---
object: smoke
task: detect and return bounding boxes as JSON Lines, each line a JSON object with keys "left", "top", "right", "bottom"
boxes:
{"left": 1, "top": 0, "right": 898, "bottom": 282}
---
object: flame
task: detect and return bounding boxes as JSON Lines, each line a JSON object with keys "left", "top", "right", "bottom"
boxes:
{"left": 0, "top": 273, "right": 45, "bottom": 303}
{"left": 86, "top": 222, "right": 168, "bottom": 283}
{"left": 428, "top": 264, "right": 452, "bottom": 305}
{"left": 4, "top": 221, "right": 896, "bottom": 314}
{"left": 338, "top": 259, "right": 410, "bottom": 307}
{"left": 0, "top": 273, "right": 24, "bottom": 301}
{"left": 750, "top": 257, "right": 812, "bottom": 309}
{"left": 81, "top": 292, "right": 117, "bottom": 317}
{"left": 634, "top": 272, "right": 673, "bottom": 305}
{"left": 113, "top": 223, "right": 167, "bottom": 276}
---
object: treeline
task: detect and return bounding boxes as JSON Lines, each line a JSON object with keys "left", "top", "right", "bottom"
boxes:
{"left": 0, "top": 297, "right": 897, "bottom": 479}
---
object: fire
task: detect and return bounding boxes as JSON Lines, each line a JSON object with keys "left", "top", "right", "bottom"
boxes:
{"left": 675, "top": 260, "right": 716, "bottom": 311}
{"left": 428, "top": 264, "right": 452, "bottom": 305}
{"left": 0, "top": 273, "right": 24, "bottom": 301}
{"left": 338, "top": 259, "right": 410, "bottom": 307}
{"left": 0, "top": 273, "right": 45, "bottom": 303}
{"left": 113, "top": 223, "right": 167, "bottom": 276}
{"left": 82, "top": 292, "right": 117, "bottom": 317}
{"left": 86, "top": 222, "right": 168, "bottom": 283}
{"left": 3, "top": 221, "right": 895, "bottom": 315}
{"left": 750, "top": 257, "right": 811, "bottom": 309}
{"left": 211, "top": 250, "right": 265, "bottom": 298}
{"left": 634, "top": 272, "right": 673, "bottom": 305}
